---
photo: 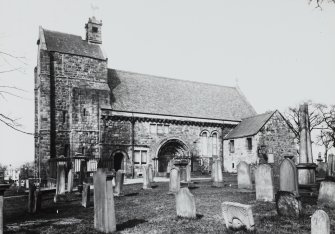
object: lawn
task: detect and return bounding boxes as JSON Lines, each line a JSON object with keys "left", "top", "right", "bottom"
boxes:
{"left": 4, "top": 176, "right": 335, "bottom": 233}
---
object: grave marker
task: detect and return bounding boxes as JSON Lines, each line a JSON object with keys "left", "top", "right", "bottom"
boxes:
{"left": 279, "top": 159, "right": 299, "bottom": 195}
{"left": 318, "top": 181, "right": 335, "bottom": 207}
{"left": 54, "top": 163, "right": 66, "bottom": 203}
{"left": 169, "top": 167, "right": 180, "bottom": 194}
{"left": 148, "top": 164, "right": 154, "bottom": 183}
{"left": 175, "top": 188, "right": 196, "bottom": 218}
{"left": 67, "top": 169, "right": 74, "bottom": 192}
{"left": 237, "top": 161, "right": 252, "bottom": 189}
{"left": 255, "top": 164, "right": 274, "bottom": 201}
{"left": 114, "top": 170, "right": 124, "bottom": 196}
{"left": 142, "top": 165, "right": 152, "bottom": 190}
{"left": 275, "top": 191, "right": 301, "bottom": 217}
{"left": 311, "top": 210, "right": 330, "bottom": 234}
{"left": 221, "top": 202, "right": 255, "bottom": 232}
{"left": 213, "top": 159, "right": 223, "bottom": 187}
{"left": 82, "top": 183, "right": 90, "bottom": 208}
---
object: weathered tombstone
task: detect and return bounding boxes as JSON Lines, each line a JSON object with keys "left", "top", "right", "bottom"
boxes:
{"left": 311, "top": 210, "right": 330, "bottom": 234}
{"left": 94, "top": 169, "right": 116, "bottom": 233}
{"left": 67, "top": 169, "right": 74, "bottom": 192}
{"left": 327, "top": 154, "right": 333, "bottom": 177}
{"left": 317, "top": 162, "right": 328, "bottom": 178}
{"left": 148, "top": 164, "right": 154, "bottom": 183}
{"left": 275, "top": 191, "right": 301, "bottom": 217}
{"left": 318, "top": 181, "right": 335, "bottom": 207}
{"left": 279, "top": 159, "right": 299, "bottom": 195}
{"left": 211, "top": 162, "right": 215, "bottom": 181}
{"left": 114, "top": 170, "right": 125, "bottom": 196}
{"left": 54, "top": 163, "right": 66, "bottom": 202}
{"left": 175, "top": 188, "right": 196, "bottom": 218}
{"left": 28, "top": 184, "right": 36, "bottom": 213}
{"left": 255, "top": 164, "right": 274, "bottom": 201}
{"left": 237, "top": 161, "right": 252, "bottom": 189}
{"left": 33, "top": 190, "right": 42, "bottom": 213}
{"left": 142, "top": 165, "right": 152, "bottom": 190}
{"left": 221, "top": 202, "right": 255, "bottom": 232}
{"left": 186, "top": 164, "right": 191, "bottom": 183}
{"left": 169, "top": 167, "right": 180, "bottom": 194}
{"left": 0, "top": 184, "right": 10, "bottom": 234}
{"left": 213, "top": 159, "right": 224, "bottom": 187}
{"left": 82, "top": 183, "right": 90, "bottom": 208}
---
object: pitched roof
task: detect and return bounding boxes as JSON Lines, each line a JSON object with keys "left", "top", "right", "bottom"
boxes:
{"left": 42, "top": 29, "right": 105, "bottom": 60}
{"left": 224, "top": 111, "right": 276, "bottom": 139}
{"left": 108, "top": 69, "right": 257, "bottom": 121}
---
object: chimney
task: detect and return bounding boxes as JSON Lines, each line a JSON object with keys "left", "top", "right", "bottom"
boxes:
{"left": 85, "top": 16, "right": 102, "bottom": 44}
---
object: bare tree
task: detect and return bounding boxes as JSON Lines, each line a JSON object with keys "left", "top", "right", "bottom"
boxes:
{"left": 315, "top": 104, "right": 335, "bottom": 149}
{"left": 316, "top": 129, "right": 333, "bottom": 161}
{"left": 0, "top": 50, "right": 33, "bottom": 135}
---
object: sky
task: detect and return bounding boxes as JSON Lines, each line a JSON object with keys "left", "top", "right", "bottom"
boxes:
{"left": 0, "top": 0, "right": 334, "bottom": 167}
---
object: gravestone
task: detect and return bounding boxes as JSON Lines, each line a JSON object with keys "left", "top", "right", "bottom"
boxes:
{"left": 279, "top": 159, "right": 299, "bottom": 195}
{"left": 211, "top": 162, "right": 215, "bottom": 181}
{"left": 169, "top": 167, "right": 180, "bottom": 194}
{"left": 221, "top": 202, "right": 255, "bottom": 232}
{"left": 28, "top": 184, "right": 36, "bottom": 213}
{"left": 114, "top": 170, "right": 125, "bottom": 196}
{"left": 327, "top": 154, "right": 334, "bottom": 177}
{"left": 148, "top": 164, "right": 154, "bottom": 183}
{"left": 33, "top": 190, "right": 42, "bottom": 213}
{"left": 237, "top": 161, "right": 252, "bottom": 189}
{"left": 175, "top": 188, "right": 196, "bottom": 218}
{"left": 82, "top": 183, "right": 90, "bottom": 208}
{"left": 94, "top": 169, "right": 116, "bottom": 233}
{"left": 311, "top": 210, "right": 330, "bottom": 234}
{"left": 318, "top": 181, "right": 335, "bottom": 207}
{"left": 255, "top": 164, "right": 274, "bottom": 201}
{"left": 213, "top": 159, "right": 224, "bottom": 187}
{"left": 54, "top": 163, "right": 66, "bottom": 203}
{"left": 67, "top": 169, "right": 74, "bottom": 192}
{"left": 275, "top": 191, "right": 301, "bottom": 217}
{"left": 186, "top": 164, "right": 191, "bottom": 183}
{"left": 142, "top": 165, "right": 151, "bottom": 190}
{"left": 317, "top": 162, "right": 328, "bottom": 178}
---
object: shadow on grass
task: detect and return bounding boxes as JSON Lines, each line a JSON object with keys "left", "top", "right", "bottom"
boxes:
{"left": 188, "top": 186, "right": 199, "bottom": 190}
{"left": 116, "top": 219, "right": 147, "bottom": 231}
{"left": 125, "top": 192, "right": 139, "bottom": 197}
{"left": 151, "top": 185, "right": 159, "bottom": 189}
{"left": 196, "top": 214, "right": 204, "bottom": 219}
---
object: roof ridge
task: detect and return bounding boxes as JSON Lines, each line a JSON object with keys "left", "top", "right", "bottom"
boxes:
{"left": 109, "top": 68, "right": 237, "bottom": 90}
{"left": 242, "top": 111, "right": 276, "bottom": 120}
{"left": 43, "top": 28, "right": 83, "bottom": 39}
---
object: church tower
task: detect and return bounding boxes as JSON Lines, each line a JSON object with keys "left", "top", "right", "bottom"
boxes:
{"left": 85, "top": 16, "right": 102, "bottom": 44}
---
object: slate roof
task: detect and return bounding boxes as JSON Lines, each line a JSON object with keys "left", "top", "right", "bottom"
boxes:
{"left": 108, "top": 69, "right": 257, "bottom": 121}
{"left": 224, "top": 111, "right": 276, "bottom": 139}
{"left": 43, "top": 29, "right": 105, "bottom": 60}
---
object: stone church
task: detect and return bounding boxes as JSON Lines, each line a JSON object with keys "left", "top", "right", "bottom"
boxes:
{"left": 35, "top": 17, "right": 262, "bottom": 183}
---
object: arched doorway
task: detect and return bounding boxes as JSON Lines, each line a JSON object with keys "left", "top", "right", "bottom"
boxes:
{"left": 157, "top": 139, "right": 189, "bottom": 176}
{"left": 112, "top": 150, "right": 127, "bottom": 171}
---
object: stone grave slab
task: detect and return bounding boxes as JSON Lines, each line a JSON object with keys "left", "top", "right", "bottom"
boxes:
{"left": 175, "top": 188, "right": 196, "bottom": 218}
{"left": 221, "top": 202, "right": 255, "bottom": 232}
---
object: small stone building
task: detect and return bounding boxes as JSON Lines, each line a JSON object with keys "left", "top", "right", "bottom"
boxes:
{"left": 34, "top": 17, "right": 257, "bottom": 183}
{"left": 223, "top": 111, "right": 297, "bottom": 176}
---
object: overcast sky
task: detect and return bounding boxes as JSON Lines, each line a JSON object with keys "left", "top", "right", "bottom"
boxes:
{"left": 0, "top": 0, "right": 334, "bottom": 167}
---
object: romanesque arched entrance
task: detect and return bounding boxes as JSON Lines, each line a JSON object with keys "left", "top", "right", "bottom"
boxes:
{"left": 112, "top": 150, "right": 127, "bottom": 171}
{"left": 157, "top": 139, "right": 189, "bottom": 176}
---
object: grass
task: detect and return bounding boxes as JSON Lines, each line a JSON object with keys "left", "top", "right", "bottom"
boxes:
{"left": 4, "top": 176, "right": 335, "bottom": 234}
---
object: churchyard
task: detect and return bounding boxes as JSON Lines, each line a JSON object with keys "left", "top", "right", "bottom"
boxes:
{"left": 2, "top": 169, "right": 335, "bottom": 234}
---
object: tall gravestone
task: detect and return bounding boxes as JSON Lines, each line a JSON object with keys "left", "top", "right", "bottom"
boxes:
{"left": 318, "top": 181, "right": 335, "bottom": 207}
{"left": 28, "top": 184, "right": 36, "bottom": 213}
{"left": 311, "top": 210, "right": 330, "bottom": 234}
{"left": 279, "top": 159, "right": 299, "bottom": 195}
{"left": 82, "top": 183, "right": 90, "bottom": 208}
{"left": 67, "top": 169, "right": 74, "bottom": 193}
{"left": 169, "top": 167, "right": 180, "bottom": 194}
{"left": 296, "top": 103, "right": 317, "bottom": 185}
{"left": 211, "top": 162, "right": 215, "bottom": 181}
{"left": 114, "top": 170, "right": 125, "bottom": 196}
{"left": 317, "top": 162, "right": 328, "bottom": 178}
{"left": 255, "top": 164, "right": 274, "bottom": 201}
{"left": 94, "top": 169, "right": 116, "bottom": 233}
{"left": 327, "top": 154, "right": 334, "bottom": 177}
{"left": 148, "top": 164, "right": 154, "bottom": 183}
{"left": 213, "top": 159, "right": 223, "bottom": 187}
{"left": 186, "top": 164, "right": 191, "bottom": 183}
{"left": 175, "top": 188, "right": 196, "bottom": 218}
{"left": 54, "top": 163, "right": 66, "bottom": 203}
{"left": 237, "top": 161, "right": 252, "bottom": 189}
{"left": 142, "top": 165, "right": 151, "bottom": 190}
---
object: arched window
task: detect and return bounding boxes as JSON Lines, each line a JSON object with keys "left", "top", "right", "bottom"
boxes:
{"left": 211, "top": 132, "right": 218, "bottom": 156}
{"left": 201, "top": 131, "right": 208, "bottom": 156}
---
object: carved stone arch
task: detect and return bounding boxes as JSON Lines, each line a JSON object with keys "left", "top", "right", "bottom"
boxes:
{"left": 111, "top": 150, "right": 128, "bottom": 171}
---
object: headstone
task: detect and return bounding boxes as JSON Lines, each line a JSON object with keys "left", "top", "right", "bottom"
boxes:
{"left": 82, "top": 183, "right": 90, "bottom": 208}
{"left": 114, "top": 170, "right": 124, "bottom": 196}
{"left": 169, "top": 167, "right": 180, "bottom": 194}
{"left": 67, "top": 169, "right": 74, "bottom": 192}
{"left": 327, "top": 154, "right": 334, "bottom": 177}
{"left": 142, "top": 165, "right": 151, "bottom": 189}
{"left": 211, "top": 162, "right": 215, "bottom": 181}
{"left": 275, "top": 191, "right": 301, "bottom": 217}
{"left": 311, "top": 210, "right": 330, "bottom": 234}
{"left": 279, "top": 159, "right": 299, "bottom": 195}
{"left": 237, "top": 161, "right": 252, "bottom": 189}
{"left": 186, "top": 164, "right": 191, "bottom": 183}
{"left": 213, "top": 159, "right": 223, "bottom": 187}
{"left": 0, "top": 193, "right": 4, "bottom": 234}
{"left": 318, "top": 181, "right": 335, "bottom": 207}
{"left": 317, "top": 162, "right": 328, "bottom": 178}
{"left": 54, "top": 163, "right": 66, "bottom": 203}
{"left": 175, "top": 188, "right": 196, "bottom": 218}
{"left": 28, "top": 184, "right": 36, "bottom": 213}
{"left": 94, "top": 169, "right": 116, "bottom": 233}
{"left": 148, "top": 164, "right": 154, "bottom": 183}
{"left": 255, "top": 164, "right": 274, "bottom": 201}
{"left": 221, "top": 202, "right": 255, "bottom": 232}
{"left": 33, "top": 190, "right": 42, "bottom": 213}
